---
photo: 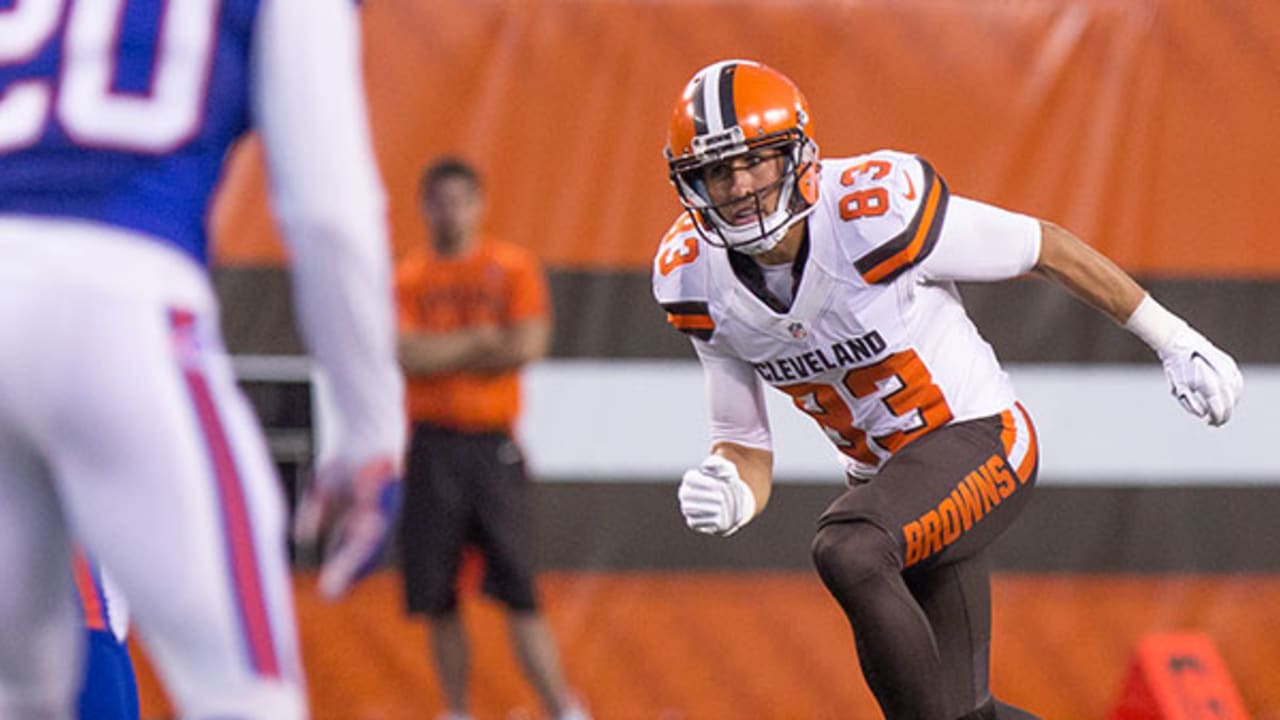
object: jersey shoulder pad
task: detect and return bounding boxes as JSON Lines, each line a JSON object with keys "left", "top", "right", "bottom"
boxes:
{"left": 652, "top": 213, "right": 716, "bottom": 341}
{"left": 822, "top": 150, "right": 950, "bottom": 285}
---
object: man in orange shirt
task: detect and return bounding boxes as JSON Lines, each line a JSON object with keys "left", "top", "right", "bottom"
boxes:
{"left": 396, "top": 158, "right": 588, "bottom": 720}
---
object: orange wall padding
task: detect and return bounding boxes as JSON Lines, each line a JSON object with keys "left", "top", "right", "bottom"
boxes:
{"left": 213, "top": 0, "right": 1280, "bottom": 277}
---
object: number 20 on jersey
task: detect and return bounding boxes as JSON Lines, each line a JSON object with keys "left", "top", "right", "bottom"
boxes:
{"left": 0, "top": 0, "right": 218, "bottom": 154}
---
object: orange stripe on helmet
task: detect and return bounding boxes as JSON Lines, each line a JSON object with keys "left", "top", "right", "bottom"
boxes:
{"left": 666, "top": 60, "right": 814, "bottom": 163}
{"left": 728, "top": 62, "right": 815, "bottom": 143}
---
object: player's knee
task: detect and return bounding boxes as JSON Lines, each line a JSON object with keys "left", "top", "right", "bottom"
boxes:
{"left": 811, "top": 521, "right": 901, "bottom": 594}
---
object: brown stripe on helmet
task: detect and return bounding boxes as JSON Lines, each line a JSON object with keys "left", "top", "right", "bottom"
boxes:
{"left": 717, "top": 63, "right": 738, "bottom": 132}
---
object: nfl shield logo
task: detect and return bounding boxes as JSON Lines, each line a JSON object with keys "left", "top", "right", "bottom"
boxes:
{"left": 788, "top": 322, "right": 807, "bottom": 339}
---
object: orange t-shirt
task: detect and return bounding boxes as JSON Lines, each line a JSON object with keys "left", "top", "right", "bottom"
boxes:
{"left": 395, "top": 236, "right": 550, "bottom": 432}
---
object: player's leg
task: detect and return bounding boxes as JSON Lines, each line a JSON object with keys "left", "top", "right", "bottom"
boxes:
{"left": 506, "top": 612, "right": 589, "bottom": 720}
{"left": 0, "top": 237, "right": 83, "bottom": 718}
{"left": 429, "top": 612, "right": 471, "bottom": 719}
{"left": 905, "top": 553, "right": 994, "bottom": 712}
{"left": 906, "top": 546, "right": 1043, "bottom": 720}
{"left": 46, "top": 277, "right": 305, "bottom": 719}
{"left": 472, "top": 434, "right": 586, "bottom": 719}
{"left": 0, "top": 430, "right": 80, "bottom": 720}
{"left": 813, "top": 410, "right": 1039, "bottom": 720}
{"left": 907, "top": 407, "right": 1041, "bottom": 720}
{"left": 399, "top": 424, "right": 473, "bottom": 717}
{"left": 811, "top": 519, "right": 950, "bottom": 718}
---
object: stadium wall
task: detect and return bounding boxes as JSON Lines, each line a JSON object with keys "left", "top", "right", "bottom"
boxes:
{"left": 219, "top": 268, "right": 1280, "bottom": 572}
{"left": 210, "top": 0, "right": 1280, "bottom": 572}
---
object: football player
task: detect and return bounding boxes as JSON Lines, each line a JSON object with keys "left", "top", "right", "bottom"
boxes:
{"left": 654, "top": 59, "right": 1241, "bottom": 720}
{"left": 0, "top": 0, "right": 404, "bottom": 718}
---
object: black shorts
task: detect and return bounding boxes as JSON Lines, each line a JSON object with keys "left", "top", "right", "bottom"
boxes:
{"left": 818, "top": 405, "right": 1039, "bottom": 573}
{"left": 398, "top": 422, "right": 538, "bottom": 616}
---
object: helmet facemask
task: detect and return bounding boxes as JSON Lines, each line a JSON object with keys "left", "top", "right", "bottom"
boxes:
{"left": 669, "top": 129, "right": 819, "bottom": 256}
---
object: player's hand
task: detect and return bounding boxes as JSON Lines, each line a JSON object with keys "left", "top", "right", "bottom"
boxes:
{"left": 678, "top": 455, "right": 756, "bottom": 536}
{"left": 293, "top": 457, "right": 401, "bottom": 600}
{"left": 1157, "top": 325, "right": 1243, "bottom": 426}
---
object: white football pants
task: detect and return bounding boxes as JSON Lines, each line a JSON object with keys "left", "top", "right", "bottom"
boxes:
{"left": 0, "top": 218, "right": 306, "bottom": 719}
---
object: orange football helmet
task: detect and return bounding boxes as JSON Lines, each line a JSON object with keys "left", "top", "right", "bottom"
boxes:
{"left": 666, "top": 59, "right": 820, "bottom": 255}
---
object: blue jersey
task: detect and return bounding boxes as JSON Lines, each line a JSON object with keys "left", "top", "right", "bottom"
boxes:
{"left": 0, "top": 0, "right": 261, "bottom": 265}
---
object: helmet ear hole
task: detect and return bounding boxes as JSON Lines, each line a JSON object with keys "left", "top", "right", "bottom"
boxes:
{"left": 795, "top": 141, "right": 820, "bottom": 206}
{"left": 797, "top": 167, "right": 819, "bottom": 206}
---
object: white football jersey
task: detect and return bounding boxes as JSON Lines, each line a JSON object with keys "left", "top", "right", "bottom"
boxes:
{"left": 654, "top": 150, "right": 1042, "bottom": 478}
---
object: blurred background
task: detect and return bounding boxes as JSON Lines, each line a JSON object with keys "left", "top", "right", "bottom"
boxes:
{"left": 143, "top": 0, "right": 1280, "bottom": 717}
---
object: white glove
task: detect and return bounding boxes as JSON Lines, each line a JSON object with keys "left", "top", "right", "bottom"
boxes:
{"left": 1126, "top": 295, "right": 1243, "bottom": 427}
{"left": 294, "top": 456, "right": 401, "bottom": 599}
{"left": 1157, "top": 326, "right": 1243, "bottom": 426}
{"left": 678, "top": 455, "right": 757, "bottom": 536}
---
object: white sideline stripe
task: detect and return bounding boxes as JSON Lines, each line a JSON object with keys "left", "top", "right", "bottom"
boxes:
{"left": 233, "top": 356, "right": 1280, "bottom": 486}
{"left": 516, "top": 361, "right": 1280, "bottom": 486}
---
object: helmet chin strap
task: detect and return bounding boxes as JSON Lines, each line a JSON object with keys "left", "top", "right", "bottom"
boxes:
{"left": 709, "top": 173, "right": 799, "bottom": 255}
{"left": 723, "top": 220, "right": 789, "bottom": 256}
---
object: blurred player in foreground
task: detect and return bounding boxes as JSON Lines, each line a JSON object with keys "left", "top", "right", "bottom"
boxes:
{"left": 654, "top": 59, "right": 1242, "bottom": 720}
{"left": 0, "top": 0, "right": 404, "bottom": 717}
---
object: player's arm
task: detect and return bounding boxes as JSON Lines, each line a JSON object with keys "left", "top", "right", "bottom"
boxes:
{"left": 920, "top": 190, "right": 1242, "bottom": 425}
{"left": 400, "top": 251, "right": 551, "bottom": 375}
{"left": 1033, "top": 220, "right": 1144, "bottom": 322}
{"left": 398, "top": 318, "right": 550, "bottom": 375}
{"left": 1033, "top": 220, "right": 1243, "bottom": 426}
{"left": 252, "top": 0, "right": 404, "bottom": 597}
{"left": 253, "top": 0, "right": 403, "bottom": 466}
{"left": 397, "top": 327, "right": 501, "bottom": 375}
{"left": 677, "top": 341, "right": 773, "bottom": 536}
{"left": 653, "top": 219, "right": 771, "bottom": 534}
{"left": 709, "top": 441, "right": 773, "bottom": 516}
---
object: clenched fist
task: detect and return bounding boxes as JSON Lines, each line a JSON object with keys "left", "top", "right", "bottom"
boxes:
{"left": 678, "top": 455, "right": 757, "bottom": 536}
